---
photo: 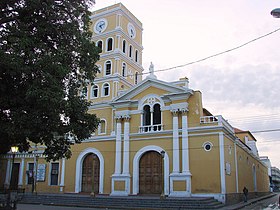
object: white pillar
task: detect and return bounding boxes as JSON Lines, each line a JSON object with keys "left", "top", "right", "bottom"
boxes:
{"left": 182, "top": 111, "right": 190, "bottom": 173}
{"left": 18, "top": 158, "right": 25, "bottom": 187}
{"left": 5, "top": 159, "right": 11, "bottom": 187}
{"left": 172, "top": 111, "right": 179, "bottom": 173}
{"left": 115, "top": 118, "right": 122, "bottom": 174}
{"left": 234, "top": 142, "right": 239, "bottom": 193}
{"left": 219, "top": 132, "right": 226, "bottom": 194}
{"left": 123, "top": 117, "right": 130, "bottom": 175}
{"left": 60, "top": 158, "right": 66, "bottom": 192}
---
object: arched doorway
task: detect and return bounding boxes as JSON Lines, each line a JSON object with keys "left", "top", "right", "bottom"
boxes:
{"left": 139, "top": 151, "right": 163, "bottom": 194}
{"left": 82, "top": 153, "right": 100, "bottom": 193}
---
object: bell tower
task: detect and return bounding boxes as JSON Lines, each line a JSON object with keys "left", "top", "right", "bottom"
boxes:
{"left": 89, "top": 3, "right": 144, "bottom": 102}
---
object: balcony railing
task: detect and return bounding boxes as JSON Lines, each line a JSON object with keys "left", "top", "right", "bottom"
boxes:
{"left": 200, "top": 115, "right": 234, "bottom": 133}
{"left": 139, "top": 124, "right": 163, "bottom": 133}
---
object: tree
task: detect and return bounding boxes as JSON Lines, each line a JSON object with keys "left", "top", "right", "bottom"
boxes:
{"left": 0, "top": 0, "right": 100, "bottom": 161}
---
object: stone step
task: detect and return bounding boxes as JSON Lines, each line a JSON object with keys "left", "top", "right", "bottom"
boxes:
{"left": 19, "top": 194, "right": 224, "bottom": 209}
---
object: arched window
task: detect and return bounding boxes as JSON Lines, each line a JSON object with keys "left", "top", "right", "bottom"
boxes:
{"left": 105, "top": 60, "right": 111, "bottom": 75}
{"left": 135, "top": 72, "right": 138, "bottom": 84}
{"left": 140, "top": 101, "right": 162, "bottom": 132}
{"left": 135, "top": 50, "right": 138, "bottom": 62}
{"left": 99, "top": 119, "right": 106, "bottom": 134}
{"left": 107, "top": 38, "right": 113, "bottom": 51}
{"left": 122, "top": 40, "right": 126, "bottom": 53}
{"left": 143, "top": 105, "right": 151, "bottom": 132}
{"left": 97, "top": 40, "right": 103, "bottom": 52}
{"left": 122, "top": 63, "right": 127, "bottom": 77}
{"left": 153, "top": 104, "right": 161, "bottom": 125}
{"left": 102, "top": 83, "right": 110, "bottom": 97}
{"left": 91, "top": 85, "right": 98, "bottom": 98}
{"left": 129, "top": 45, "right": 132, "bottom": 58}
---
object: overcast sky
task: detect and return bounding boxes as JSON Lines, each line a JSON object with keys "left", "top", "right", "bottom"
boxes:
{"left": 93, "top": 1, "right": 280, "bottom": 169}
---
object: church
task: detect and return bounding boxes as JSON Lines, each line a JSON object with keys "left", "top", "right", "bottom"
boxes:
{"left": 0, "top": 3, "right": 269, "bottom": 204}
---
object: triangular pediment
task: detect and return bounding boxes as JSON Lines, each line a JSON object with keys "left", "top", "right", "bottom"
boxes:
{"left": 113, "top": 77, "right": 192, "bottom": 102}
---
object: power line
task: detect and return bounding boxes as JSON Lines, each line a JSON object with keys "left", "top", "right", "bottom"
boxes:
{"left": 139, "top": 27, "right": 280, "bottom": 76}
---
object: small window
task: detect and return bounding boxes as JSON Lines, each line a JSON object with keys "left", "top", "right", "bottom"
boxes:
{"left": 50, "top": 163, "right": 59, "bottom": 186}
{"left": 107, "top": 38, "right": 113, "bottom": 51}
{"left": 135, "top": 50, "right": 138, "bottom": 62}
{"left": 135, "top": 72, "right": 138, "bottom": 84}
{"left": 91, "top": 85, "right": 98, "bottom": 98}
{"left": 122, "top": 40, "right": 126, "bottom": 53}
{"left": 105, "top": 61, "right": 111, "bottom": 75}
{"left": 122, "top": 63, "right": 127, "bottom": 77}
{"left": 102, "top": 83, "right": 110, "bottom": 96}
{"left": 97, "top": 40, "right": 103, "bottom": 52}
{"left": 203, "top": 142, "right": 213, "bottom": 151}
{"left": 99, "top": 119, "right": 106, "bottom": 134}
{"left": 129, "top": 45, "right": 132, "bottom": 58}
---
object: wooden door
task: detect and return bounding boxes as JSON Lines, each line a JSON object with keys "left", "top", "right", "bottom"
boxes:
{"left": 82, "top": 153, "right": 100, "bottom": 193}
{"left": 139, "top": 151, "right": 163, "bottom": 194}
{"left": 10, "top": 163, "right": 20, "bottom": 190}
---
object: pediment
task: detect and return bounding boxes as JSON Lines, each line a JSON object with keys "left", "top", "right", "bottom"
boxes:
{"left": 113, "top": 77, "right": 192, "bottom": 102}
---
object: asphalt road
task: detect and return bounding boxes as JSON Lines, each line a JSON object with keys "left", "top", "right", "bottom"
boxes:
{"left": 240, "top": 193, "right": 280, "bottom": 210}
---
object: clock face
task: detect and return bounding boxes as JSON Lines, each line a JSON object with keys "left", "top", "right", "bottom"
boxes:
{"left": 94, "top": 19, "right": 107, "bottom": 34}
{"left": 127, "top": 23, "right": 136, "bottom": 39}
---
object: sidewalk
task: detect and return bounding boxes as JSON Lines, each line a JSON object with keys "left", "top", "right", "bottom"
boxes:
{"left": 219, "top": 193, "right": 277, "bottom": 210}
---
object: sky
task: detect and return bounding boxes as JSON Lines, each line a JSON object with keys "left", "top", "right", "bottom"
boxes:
{"left": 93, "top": 0, "right": 280, "bottom": 169}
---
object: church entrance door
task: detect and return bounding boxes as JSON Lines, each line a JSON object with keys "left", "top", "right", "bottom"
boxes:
{"left": 82, "top": 153, "right": 100, "bottom": 193}
{"left": 139, "top": 151, "right": 163, "bottom": 194}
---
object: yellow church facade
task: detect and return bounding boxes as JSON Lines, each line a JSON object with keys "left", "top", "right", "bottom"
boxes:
{"left": 0, "top": 3, "right": 269, "bottom": 204}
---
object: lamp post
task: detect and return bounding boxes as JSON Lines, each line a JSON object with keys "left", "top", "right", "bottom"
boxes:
{"left": 160, "top": 150, "right": 165, "bottom": 199}
{"left": 271, "top": 8, "right": 280, "bottom": 18}
{"left": 6, "top": 146, "right": 19, "bottom": 210}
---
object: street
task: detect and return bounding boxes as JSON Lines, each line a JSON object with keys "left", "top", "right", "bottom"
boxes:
{"left": 240, "top": 193, "right": 280, "bottom": 210}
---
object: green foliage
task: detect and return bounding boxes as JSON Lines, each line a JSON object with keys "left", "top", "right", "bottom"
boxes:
{"left": 0, "top": 0, "right": 100, "bottom": 161}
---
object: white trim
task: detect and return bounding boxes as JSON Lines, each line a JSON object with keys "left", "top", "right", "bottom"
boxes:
{"left": 59, "top": 158, "right": 66, "bottom": 192}
{"left": 234, "top": 143, "right": 239, "bottom": 192}
{"left": 18, "top": 158, "right": 24, "bottom": 186}
{"left": 75, "top": 148, "right": 104, "bottom": 193}
{"left": 219, "top": 132, "right": 226, "bottom": 194}
{"left": 132, "top": 145, "right": 170, "bottom": 195}
{"left": 172, "top": 112, "right": 179, "bottom": 173}
{"left": 123, "top": 120, "right": 130, "bottom": 175}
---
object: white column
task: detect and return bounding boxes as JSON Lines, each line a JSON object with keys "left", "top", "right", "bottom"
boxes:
{"left": 172, "top": 110, "right": 179, "bottom": 173}
{"left": 182, "top": 111, "right": 190, "bottom": 173}
{"left": 115, "top": 118, "right": 122, "bottom": 174}
{"left": 18, "top": 158, "right": 25, "bottom": 187}
{"left": 123, "top": 117, "right": 130, "bottom": 175}
{"left": 5, "top": 159, "right": 11, "bottom": 187}
{"left": 60, "top": 158, "right": 66, "bottom": 192}
{"left": 234, "top": 142, "right": 239, "bottom": 193}
{"left": 219, "top": 132, "right": 226, "bottom": 194}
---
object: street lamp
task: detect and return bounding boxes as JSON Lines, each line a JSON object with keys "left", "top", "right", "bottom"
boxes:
{"left": 160, "top": 150, "right": 165, "bottom": 199}
{"left": 271, "top": 8, "right": 280, "bottom": 18}
{"left": 6, "top": 145, "right": 19, "bottom": 210}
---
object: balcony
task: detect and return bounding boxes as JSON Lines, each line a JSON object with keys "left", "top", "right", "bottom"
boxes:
{"left": 139, "top": 124, "right": 163, "bottom": 133}
{"left": 200, "top": 115, "right": 234, "bottom": 133}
